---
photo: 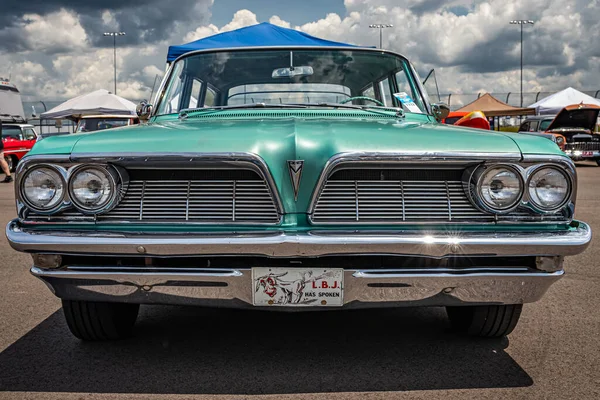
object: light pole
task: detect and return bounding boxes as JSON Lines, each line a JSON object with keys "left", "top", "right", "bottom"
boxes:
{"left": 509, "top": 20, "right": 534, "bottom": 107}
{"left": 103, "top": 32, "right": 126, "bottom": 95}
{"left": 369, "top": 24, "right": 393, "bottom": 49}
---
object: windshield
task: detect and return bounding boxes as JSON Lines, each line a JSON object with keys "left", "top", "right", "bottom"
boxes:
{"left": 539, "top": 119, "right": 552, "bottom": 131}
{"left": 76, "top": 118, "right": 129, "bottom": 133}
{"left": 1, "top": 126, "right": 23, "bottom": 140}
{"left": 157, "top": 49, "right": 429, "bottom": 115}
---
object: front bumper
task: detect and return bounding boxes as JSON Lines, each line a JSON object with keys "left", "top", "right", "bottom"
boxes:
{"left": 7, "top": 219, "right": 591, "bottom": 308}
{"left": 31, "top": 266, "right": 564, "bottom": 308}
{"left": 5, "top": 219, "right": 592, "bottom": 258}
{"left": 565, "top": 150, "right": 600, "bottom": 161}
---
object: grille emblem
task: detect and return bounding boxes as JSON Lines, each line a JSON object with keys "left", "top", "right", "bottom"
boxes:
{"left": 287, "top": 160, "right": 304, "bottom": 201}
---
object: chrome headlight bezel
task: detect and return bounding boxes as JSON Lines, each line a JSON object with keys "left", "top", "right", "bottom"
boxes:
{"left": 67, "top": 164, "right": 125, "bottom": 214}
{"left": 465, "top": 161, "right": 575, "bottom": 217}
{"left": 526, "top": 165, "right": 572, "bottom": 213}
{"left": 466, "top": 164, "right": 525, "bottom": 214}
{"left": 19, "top": 164, "right": 68, "bottom": 214}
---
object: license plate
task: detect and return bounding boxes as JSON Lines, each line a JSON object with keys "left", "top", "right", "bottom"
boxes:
{"left": 252, "top": 268, "right": 344, "bottom": 307}
{"left": 582, "top": 151, "right": 594, "bottom": 157}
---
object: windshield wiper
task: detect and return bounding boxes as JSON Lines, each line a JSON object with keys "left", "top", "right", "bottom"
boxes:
{"left": 289, "top": 103, "right": 404, "bottom": 118}
{"left": 179, "top": 103, "right": 307, "bottom": 119}
{"left": 177, "top": 102, "right": 404, "bottom": 120}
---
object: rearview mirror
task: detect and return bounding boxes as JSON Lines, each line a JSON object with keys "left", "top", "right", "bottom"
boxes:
{"left": 272, "top": 66, "right": 314, "bottom": 78}
{"left": 432, "top": 103, "right": 450, "bottom": 122}
{"left": 136, "top": 100, "right": 153, "bottom": 121}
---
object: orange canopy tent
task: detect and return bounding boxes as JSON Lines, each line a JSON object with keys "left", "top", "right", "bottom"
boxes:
{"left": 456, "top": 93, "right": 536, "bottom": 117}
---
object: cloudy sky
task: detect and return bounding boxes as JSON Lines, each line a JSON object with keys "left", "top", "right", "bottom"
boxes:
{"left": 1, "top": 0, "right": 598, "bottom": 107}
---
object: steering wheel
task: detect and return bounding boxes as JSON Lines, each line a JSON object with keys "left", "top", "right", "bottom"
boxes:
{"left": 340, "top": 96, "right": 385, "bottom": 106}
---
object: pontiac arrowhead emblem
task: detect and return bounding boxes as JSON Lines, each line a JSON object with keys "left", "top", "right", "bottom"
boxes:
{"left": 287, "top": 160, "right": 304, "bottom": 201}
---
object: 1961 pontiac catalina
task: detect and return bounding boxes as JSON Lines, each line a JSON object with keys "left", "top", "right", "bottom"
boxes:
{"left": 6, "top": 46, "right": 592, "bottom": 340}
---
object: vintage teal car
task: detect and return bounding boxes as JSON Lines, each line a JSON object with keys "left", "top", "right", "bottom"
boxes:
{"left": 6, "top": 47, "right": 591, "bottom": 341}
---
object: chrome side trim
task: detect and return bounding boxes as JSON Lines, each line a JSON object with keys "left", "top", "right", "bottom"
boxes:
{"left": 31, "top": 266, "right": 565, "bottom": 308}
{"left": 6, "top": 219, "right": 592, "bottom": 258}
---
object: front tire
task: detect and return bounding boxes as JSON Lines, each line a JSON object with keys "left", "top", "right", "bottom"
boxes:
{"left": 446, "top": 304, "right": 523, "bottom": 337}
{"left": 596, "top": 160, "right": 600, "bottom": 167}
{"left": 62, "top": 300, "right": 139, "bottom": 341}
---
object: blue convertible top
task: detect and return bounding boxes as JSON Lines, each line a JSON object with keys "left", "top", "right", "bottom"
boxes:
{"left": 167, "top": 22, "right": 362, "bottom": 62}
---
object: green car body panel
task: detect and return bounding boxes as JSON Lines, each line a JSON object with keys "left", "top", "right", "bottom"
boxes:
{"left": 27, "top": 109, "right": 569, "bottom": 232}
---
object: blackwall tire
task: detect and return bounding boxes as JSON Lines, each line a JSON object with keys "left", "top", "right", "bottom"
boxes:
{"left": 446, "top": 304, "right": 523, "bottom": 338}
{"left": 62, "top": 300, "right": 139, "bottom": 341}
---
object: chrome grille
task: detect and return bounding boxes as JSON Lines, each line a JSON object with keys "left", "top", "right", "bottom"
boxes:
{"left": 565, "top": 141, "right": 600, "bottom": 151}
{"left": 100, "top": 179, "right": 278, "bottom": 222}
{"left": 26, "top": 171, "right": 280, "bottom": 224}
{"left": 312, "top": 170, "right": 567, "bottom": 224}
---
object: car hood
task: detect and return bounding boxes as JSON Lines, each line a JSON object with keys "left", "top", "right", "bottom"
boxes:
{"left": 30, "top": 111, "right": 564, "bottom": 213}
{"left": 546, "top": 104, "right": 600, "bottom": 132}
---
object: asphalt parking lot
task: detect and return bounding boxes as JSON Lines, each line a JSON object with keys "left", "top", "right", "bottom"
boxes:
{"left": 0, "top": 163, "right": 598, "bottom": 400}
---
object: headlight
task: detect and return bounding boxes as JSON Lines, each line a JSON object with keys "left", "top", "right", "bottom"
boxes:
{"left": 68, "top": 166, "right": 116, "bottom": 212}
{"left": 477, "top": 166, "right": 523, "bottom": 212}
{"left": 527, "top": 167, "right": 570, "bottom": 211}
{"left": 21, "top": 166, "right": 65, "bottom": 211}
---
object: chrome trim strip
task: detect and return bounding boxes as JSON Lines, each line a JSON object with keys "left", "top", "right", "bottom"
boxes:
{"left": 30, "top": 266, "right": 564, "bottom": 307}
{"left": 7, "top": 219, "right": 592, "bottom": 258}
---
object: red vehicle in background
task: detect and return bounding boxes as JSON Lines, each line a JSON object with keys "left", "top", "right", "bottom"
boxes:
{"left": 2, "top": 122, "right": 39, "bottom": 171}
{"left": 441, "top": 111, "right": 469, "bottom": 125}
{"left": 442, "top": 111, "right": 491, "bottom": 130}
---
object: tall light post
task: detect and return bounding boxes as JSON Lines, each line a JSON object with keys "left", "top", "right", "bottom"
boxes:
{"left": 509, "top": 20, "right": 534, "bottom": 107}
{"left": 103, "top": 32, "right": 126, "bottom": 95}
{"left": 369, "top": 24, "right": 393, "bottom": 49}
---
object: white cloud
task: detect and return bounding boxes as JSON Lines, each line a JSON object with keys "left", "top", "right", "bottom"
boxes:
{"left": 182, "top": 9, "right": 259, "bottom": 42}
{"left": 0, "top": 0, "right": 598, "bottom": 110}
{"left": 183, "top": 24, "right": 220, "bottom": 43}
{"left": 21, "top": 9, "right": 88, "bottom": 53}
{"left": 269, "top": 15, "right": 291, "bottom": 28}
{"left": 220, "top": 9, "right": 259, "bottom": 32}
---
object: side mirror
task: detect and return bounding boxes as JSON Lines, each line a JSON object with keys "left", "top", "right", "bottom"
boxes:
{"left": 136, "top": 100, "right": 153, "bottom": 121}
{"left": 432, "top": 103, "right": 450, "bottom": 122}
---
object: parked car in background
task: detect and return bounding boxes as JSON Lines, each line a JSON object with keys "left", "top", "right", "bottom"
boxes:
{"left": 7, "top": 46, "right": 591, "bottom": 342}
{"left": 1, "top": 123, "right": 39, "bottom": 171}
{"left": 518, "top": 115, "right": 566, "bottom": 151}
{"left": 519, "top": 105, "right": 600, "bottom": 162}
{"left": 75, "top": 114, "right": 139, "bottom": 133}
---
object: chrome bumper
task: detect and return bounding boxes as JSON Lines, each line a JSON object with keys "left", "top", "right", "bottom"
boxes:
{"left": 5, "top": 219, "right": 592, "bottom": 258}
{"left": 565, "top": 150, "right": 600, "bottom": 160}
{"left": 31, "top": 266, "right": 564, "bottom": 308}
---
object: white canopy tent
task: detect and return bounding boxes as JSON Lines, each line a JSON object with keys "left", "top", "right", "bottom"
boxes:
{"left": 529, "top": 87, "right": 600, "bottom": 115}
{"left": 41, "top": 89, "right": 137, "bottom": 120}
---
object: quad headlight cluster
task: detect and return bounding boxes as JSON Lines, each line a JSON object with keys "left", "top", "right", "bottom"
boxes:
{"left": 19, "top": 164, "right": 125, "bottom": 215}
{"left": 467, "top": 163, "right": 572, "bottom": 214}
